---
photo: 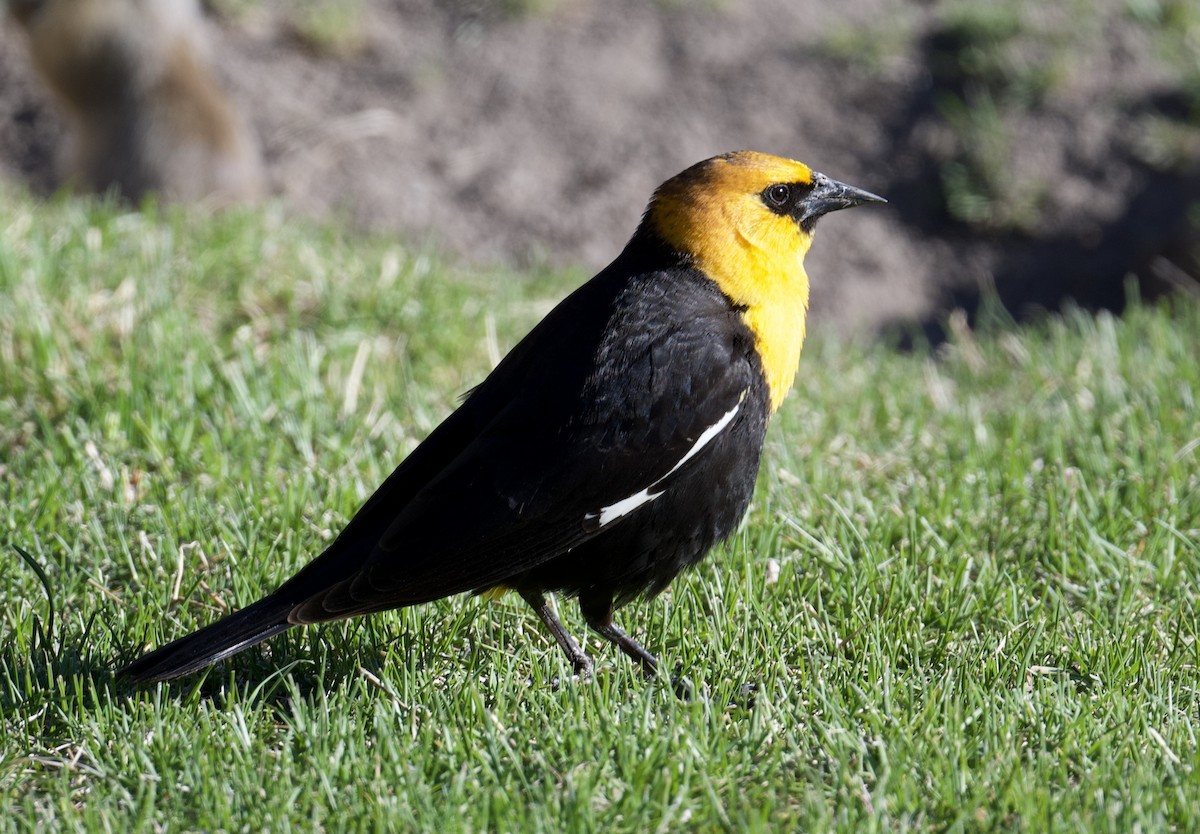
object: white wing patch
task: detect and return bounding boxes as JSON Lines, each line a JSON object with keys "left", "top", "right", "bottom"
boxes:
{"left": 592, "top": 486, "right": 663, "bottom": 528}
{"left": 586, "top": 397, "right": 744, "bottom": 529}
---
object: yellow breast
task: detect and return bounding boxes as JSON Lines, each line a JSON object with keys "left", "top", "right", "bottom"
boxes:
{"left": 649, "top": 162, "right": 814, "bottom": 412}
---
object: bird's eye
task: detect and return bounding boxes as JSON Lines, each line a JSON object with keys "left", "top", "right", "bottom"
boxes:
{"left": 765, "top": 184, "right": 791, "bottom": 208}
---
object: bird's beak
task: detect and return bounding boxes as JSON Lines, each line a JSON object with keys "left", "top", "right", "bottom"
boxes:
{"left": 799, "top": 172, "right": 887, "bottom": 225}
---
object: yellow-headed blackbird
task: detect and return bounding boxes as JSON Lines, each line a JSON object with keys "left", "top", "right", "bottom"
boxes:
{"left": 120, "top": 151, "right": 884, "bottom": 683}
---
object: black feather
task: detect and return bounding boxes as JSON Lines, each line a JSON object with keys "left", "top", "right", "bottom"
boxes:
{"left": 120, "top": 229, "right": 769, "bottom": 679}
{"left": 118, "top": 596, "right": 294, "bottom": 683}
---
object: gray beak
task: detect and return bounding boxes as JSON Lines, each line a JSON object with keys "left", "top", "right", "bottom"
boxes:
{"left": 799, "top": 172, "right": 887, "bottom": 226}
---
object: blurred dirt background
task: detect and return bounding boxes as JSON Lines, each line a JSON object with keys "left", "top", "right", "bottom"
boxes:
{"left": 2, "top": 0, "right": 1198, "bottom": 336}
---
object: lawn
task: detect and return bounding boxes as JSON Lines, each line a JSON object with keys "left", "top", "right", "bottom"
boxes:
{"left": 1, "top": 191, "right": 1197, "bottom": 832}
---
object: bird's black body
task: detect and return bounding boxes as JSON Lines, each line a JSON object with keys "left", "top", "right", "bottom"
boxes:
{"left": 119, "top": 151, "right": 883, "bottom": 683}
{"left": 121, "top": 231, "right": 769, "bottom": 682}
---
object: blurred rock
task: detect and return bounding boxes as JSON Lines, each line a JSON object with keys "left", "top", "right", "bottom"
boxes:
{"left": 6, "top": 0, "right": 263, "bottom": 205}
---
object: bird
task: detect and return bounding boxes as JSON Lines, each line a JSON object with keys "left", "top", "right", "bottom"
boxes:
{"left": 119, "top": 151, "right": 884, "bottom": 684}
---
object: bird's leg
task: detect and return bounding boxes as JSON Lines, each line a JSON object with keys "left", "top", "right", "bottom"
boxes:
{"left": 520, "top": 589, "right": 593, "bottom": 679}
{"left": 579, "top": 594, "right": 659, "bottom": 678}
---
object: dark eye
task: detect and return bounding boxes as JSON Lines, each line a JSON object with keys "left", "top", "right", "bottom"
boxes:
{"left": 765, "top": 184, "right": 791, "bottom": 208}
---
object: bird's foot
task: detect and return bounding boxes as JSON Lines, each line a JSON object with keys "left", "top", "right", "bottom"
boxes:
{"left": 671, "top": 665, "right": 695, "bottom": 702}
{"left": 572, "top": 654, "right": 595, "bottom": 683}
{"left": 727, "top": 681, "right": 758, "bottom": 709}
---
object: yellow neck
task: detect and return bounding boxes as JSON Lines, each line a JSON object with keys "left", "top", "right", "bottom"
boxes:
{"left": 651, "top": 193, "right": 812, "bottom": 412}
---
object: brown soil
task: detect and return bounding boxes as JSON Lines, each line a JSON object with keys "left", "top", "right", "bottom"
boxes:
{"left": 2, "top": 0, "right": 1197, "bottom": 335}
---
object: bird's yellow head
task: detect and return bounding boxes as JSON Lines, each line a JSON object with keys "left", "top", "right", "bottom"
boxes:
{"left": 646, "top": 151, "right": 884, "bottom": 411}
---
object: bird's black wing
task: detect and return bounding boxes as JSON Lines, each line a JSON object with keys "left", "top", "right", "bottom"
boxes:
{"left": 281, "top": 266, "right": 760, "bottom": 622}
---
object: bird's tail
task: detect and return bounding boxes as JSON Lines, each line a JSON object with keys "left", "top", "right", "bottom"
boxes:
{"left": 118, "top": 595, "right": 295, "bottom": 683}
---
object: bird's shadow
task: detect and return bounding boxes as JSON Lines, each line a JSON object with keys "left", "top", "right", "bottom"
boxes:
{"left": 107, "top": 622, "right": 425, "bottom": 707}
{"left": 5, "top": 628, "right": 753, "bottom": 732}
{"left": 0, "top": 640, "right": 126, "bottom": 734}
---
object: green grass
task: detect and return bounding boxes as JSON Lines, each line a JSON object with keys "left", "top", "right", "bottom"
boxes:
{"left": 2, "top": 190, "right": 1198, "bottom": 832}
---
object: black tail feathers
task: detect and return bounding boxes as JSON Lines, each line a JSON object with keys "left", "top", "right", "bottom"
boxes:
{"left": 119, "top": 596, "right": 295, "bottom": 684}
